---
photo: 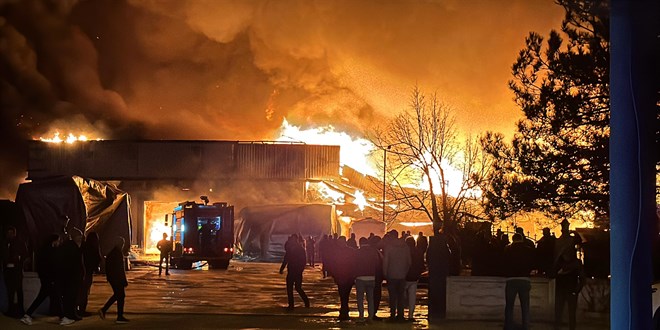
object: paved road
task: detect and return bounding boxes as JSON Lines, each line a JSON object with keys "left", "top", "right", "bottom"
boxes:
{"left": 0, "top": 261, "right": 609, "bottom": 329}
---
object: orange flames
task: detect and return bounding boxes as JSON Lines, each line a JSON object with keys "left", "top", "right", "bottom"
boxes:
{"left": 277, "top": 118, "right": 377, "bottom": 176}
{"left": 277, "top": 118, "right": 473, "bottom": 198}
{"left": 353, "top": 190, "right": 367, "bottom": 211}
{"left": 38, "top": 131, "right": 103, "bottom": 143}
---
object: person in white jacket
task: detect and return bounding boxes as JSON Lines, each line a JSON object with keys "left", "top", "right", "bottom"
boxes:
{"left": 382, "top": 230, "right": 411, "bottom": 321}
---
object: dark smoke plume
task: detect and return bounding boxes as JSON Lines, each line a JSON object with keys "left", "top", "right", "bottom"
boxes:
{"left": 0, "top": 0, "right": 563, "bottom": 199}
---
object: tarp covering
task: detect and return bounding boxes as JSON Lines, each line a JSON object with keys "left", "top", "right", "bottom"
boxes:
{"left": 15, "top": 176, "right": 132, "bottom": 255}
{"left": 235, "top": 204, "right": 335, "bottom": 262}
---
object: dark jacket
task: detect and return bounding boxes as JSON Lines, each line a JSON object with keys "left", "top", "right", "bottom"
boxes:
{"left": 157, "top": 239, "right": 172, "bottom": 256}
{"left": 354, "top": 245, "right": 381, "bottom": 277}
{"left": 503, "top": 241, "right": 535, "bottom": 278}
{"left": 427, "top": 234, "right": 450, "bottom": 277}
{"left": 58, "top": 240, "right": 84, "bottom": 283}
{"left": 417, "top": 235, "right": 429, "bottom": 255}
{"left": 36, "top": 242, "right": 58, "bottom": 280}
{"left": 83, "top": 240, "right": 102, "bottom": 277}
{"left": 105, "top": 247, "right": 127, "bottom": 287}
{"left": 280, "top": 243, "right": 306, "bottom": 275}
{"left": 1, "top": 237, "right": 26, "bottom": 269}
{"left": 406, "top": 246, "right": 425, "bottom": 281}
{"left": 332, "top": 244, "right": 357, "bottom": 284}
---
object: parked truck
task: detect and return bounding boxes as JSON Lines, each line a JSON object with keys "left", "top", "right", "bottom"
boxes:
{"left": 169, "top": 199, "right": 234, "bottom": 269}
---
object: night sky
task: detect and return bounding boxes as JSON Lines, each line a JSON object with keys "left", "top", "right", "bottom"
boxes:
{"left": 0, "top": 0, "right": 564, "bottom": 198}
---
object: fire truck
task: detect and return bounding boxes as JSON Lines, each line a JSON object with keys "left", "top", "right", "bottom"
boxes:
{"left": 169, "top": 199, "right": 234, "bottom": 269}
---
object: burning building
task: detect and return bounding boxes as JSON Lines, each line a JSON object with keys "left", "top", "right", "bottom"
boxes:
{"left": 27, "top": 140, "right": 340, "bottom": 253}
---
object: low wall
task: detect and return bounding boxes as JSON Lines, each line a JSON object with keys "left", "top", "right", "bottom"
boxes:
{"left": 446, "top": 276, "right": 609, "bottom": 322}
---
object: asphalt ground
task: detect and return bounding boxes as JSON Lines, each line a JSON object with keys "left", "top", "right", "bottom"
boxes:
{"left": 0, "top": 261, "right": 610, "bottom": 329}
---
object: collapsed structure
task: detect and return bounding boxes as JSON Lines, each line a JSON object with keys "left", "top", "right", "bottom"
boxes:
{"left": 27, "top": 140, "right": 347, "bottom": 252}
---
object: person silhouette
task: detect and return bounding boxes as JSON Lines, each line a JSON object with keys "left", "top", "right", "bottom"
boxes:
{"left": 305, "top": 236, "right": 316, "bottom": 267}
{"left": 279, "top": 235, "right": 310, "bottom": 310}
{"left": 79, "top": 232, "right": 102, "bottom": 315}
{"left": 157, "top": 233, "right": 172, "bottom": 276}
{"left": 21, "top": 234, "right": 61, "bottom": 325}
{"left": 503, "top": 233, "right": 535, "bottom": 330}
{"left": 2, "top": 226, "right": 27, "bottom": 319}
{"left": 99, "top": 237, "right": 130, "bottom": 324}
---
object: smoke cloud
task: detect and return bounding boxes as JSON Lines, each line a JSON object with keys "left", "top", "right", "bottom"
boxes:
{"left": 0, "top": 0, "right": 563, "bottom": 199}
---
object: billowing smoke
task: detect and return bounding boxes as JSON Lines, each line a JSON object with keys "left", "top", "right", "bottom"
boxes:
{"left": 0, "top": 0, "right": 563, "bottom": 199}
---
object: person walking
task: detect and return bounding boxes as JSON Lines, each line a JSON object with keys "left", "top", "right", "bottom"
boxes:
{"left": 58, "top": 228, "right": 84, "bottom": 325}
{"left": 404, "top": 236, "right": 424, "bottom": 321}
{"left": 99, "top": 237, "right": 129, "bottom": 324}
{"left": 21, "top": 234, "right": 61, "bottom": 325}
{"left": 503, "top": 233, "right": 535, "bottom": 330}
{"left": 305, "top": 236, "right": 316, "bottom": 267}
{"left": 318, "top": 235, "right": 331, "bottom": 278}
{"left": 354, "top": 237, "right": 381, "bottom": 321}
{"left": 382, "top": 231, "right": 411, "bottom": 321}
{"left": 79, "top": 232, "right": 101, "bottom": 316}
{"left": 2, "top": 226, "right": 27, "bottom": 319}
{"left": 279, "top": 235, "right": 310, "bottom": 310}
{"left": 157, "top": 233, "right": 172, "bottom": 276}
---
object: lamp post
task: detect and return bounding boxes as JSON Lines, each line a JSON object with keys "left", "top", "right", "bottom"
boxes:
{"left": 382, "top": 147, "right": 387, "bottom": 223}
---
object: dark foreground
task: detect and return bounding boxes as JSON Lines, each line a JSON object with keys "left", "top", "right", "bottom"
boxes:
{"left": 0, "top": 261, "right": 609, "bottom": 329}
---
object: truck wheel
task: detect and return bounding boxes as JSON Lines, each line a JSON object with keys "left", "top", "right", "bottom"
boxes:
{"left": 178, "top": 261, "right": 193, "bottom": 270}
{"left": 209, "top": 260, "right": 230, "bottom": 270}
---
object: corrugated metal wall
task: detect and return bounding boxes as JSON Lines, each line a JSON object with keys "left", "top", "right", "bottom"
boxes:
{"left": 27, "top": 141, "right": 340, "bottom": 181}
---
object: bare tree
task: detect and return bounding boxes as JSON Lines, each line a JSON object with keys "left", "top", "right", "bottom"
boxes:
{"left": 370, "top": 85, "right": 491, "bottom": 233}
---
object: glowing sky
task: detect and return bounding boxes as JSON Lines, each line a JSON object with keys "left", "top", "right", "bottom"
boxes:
{"left": 0, "top": 0, "right": 565, "bottom": 198}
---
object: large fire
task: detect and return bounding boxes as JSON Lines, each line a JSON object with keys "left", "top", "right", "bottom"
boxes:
{"left": 276, "top": 118, "right": 470, "bottom": 197}
{"left": 277, "top": 118, "right": 377, "bottom": 176}
{"left": 38, "top": 131, "right": 102, "bottom": 143}
{"left": 144, "top": 201, "right": 179, "bottom": 255}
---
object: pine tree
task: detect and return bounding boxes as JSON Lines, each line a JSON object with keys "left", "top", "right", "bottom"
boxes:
{"left": 482, "top": 0, "right": 612, "bottom": 225}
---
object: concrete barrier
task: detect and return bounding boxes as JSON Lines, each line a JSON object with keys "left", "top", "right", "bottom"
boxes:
{"left": 446, "top": 276, "right": 609, "bottom": 323}
{"left": 447, "top": 276, "right": 554, "bottom": 321}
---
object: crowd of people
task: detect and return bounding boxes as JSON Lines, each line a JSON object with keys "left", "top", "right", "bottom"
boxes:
{"left": 4, "top": 220, "right": 586, "bottom": 328}
{"left": 280, "top": 221, "right": 585, "bottom": 329}
{"left": 498, "top": 220, "right": 586, "bottom": 330}
{"left": 1, "top": 225, "right": 129, "bottom": 326}
{"left": 280, "top": 230, "right": 428, "bottom": 322}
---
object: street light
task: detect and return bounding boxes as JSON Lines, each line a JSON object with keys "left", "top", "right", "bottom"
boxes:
{"left": 382, "top": 143, "right": 406, "bottom": 223}
{"left": 383, "top": 146, "right": 389, "bottom": 223}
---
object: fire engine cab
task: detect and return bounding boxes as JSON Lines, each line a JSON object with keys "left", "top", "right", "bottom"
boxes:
{"left": 169, "top": 198, "right": 234, "bottom": 269}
